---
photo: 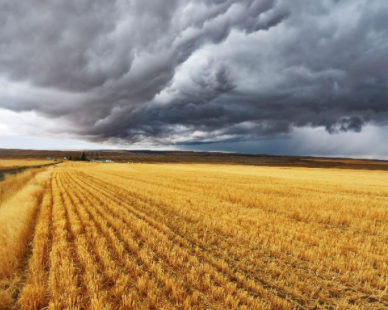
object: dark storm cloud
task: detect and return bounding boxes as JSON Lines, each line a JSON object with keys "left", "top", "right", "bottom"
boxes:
{"left": 0, "top": 0, "right": 387, "bottom": 145}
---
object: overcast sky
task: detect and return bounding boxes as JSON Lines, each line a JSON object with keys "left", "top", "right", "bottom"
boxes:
{"left": 0, "top": 0, "right": 387, "bottom": 158}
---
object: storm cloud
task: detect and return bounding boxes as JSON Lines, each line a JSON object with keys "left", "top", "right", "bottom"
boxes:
{"left": 0, "top": 0, "right": 387, "bottom": 147}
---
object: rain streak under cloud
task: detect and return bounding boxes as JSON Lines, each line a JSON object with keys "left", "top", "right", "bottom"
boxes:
{"left": 0, "top": 0, "right": 388, "bottom": 156}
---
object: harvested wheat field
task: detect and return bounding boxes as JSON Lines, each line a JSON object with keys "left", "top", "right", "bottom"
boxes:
{"left": 0, "top": 162, "right": 387, "bottom": 309}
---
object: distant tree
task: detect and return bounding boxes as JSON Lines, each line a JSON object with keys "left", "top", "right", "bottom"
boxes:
{"left": 80, "top": 152, "right": 87, "bottom": 161}
{"left": 68, "top": 155, "right": 73, "bottom": 161}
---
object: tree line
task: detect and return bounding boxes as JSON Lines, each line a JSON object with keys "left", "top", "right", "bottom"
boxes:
{"left": 68, "top": 152, "right": 88, "bottom": 161}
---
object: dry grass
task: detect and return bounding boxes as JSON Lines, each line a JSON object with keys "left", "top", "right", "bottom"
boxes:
{"left": 0, "top": 170, "right": 43, "bottom": 205}
{"left": 0, "top": 159, "right": 55, "bottom": 204}
{"left": 0, "top": 159, "right": 54, "bottom": 171}
{"left": 0, "top": 169, "right": 51, "bottom": 308}
{"left": 1, "top": 162, "right": 388, "bottom": 309}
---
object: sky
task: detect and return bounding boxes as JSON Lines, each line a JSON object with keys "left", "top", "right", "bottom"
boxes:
{"left": 0, "top": 0, "right": 388, "bottom": 158}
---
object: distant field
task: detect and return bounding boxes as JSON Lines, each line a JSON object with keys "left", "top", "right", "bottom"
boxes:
{"left": 1, "top": 162, "right": 388, "bottom": 309}
{"left": 0, "top": 159, "right": 54, "bottom": 171}
{"left": 1, "top": 148, "right": 388, "bottom": 171}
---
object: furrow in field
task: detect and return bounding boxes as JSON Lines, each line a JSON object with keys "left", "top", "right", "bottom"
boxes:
{"left": 99, "top": 169, "right": 388, "bottom": 238}
{"left": 78, "top": 169, "right": 387, "bottom": 308}
{"left": 98, "top": 169, "right": 387, "bottom": 249}
{"left": 56, "top": 170, "right": 113, "bottom": 309}
{"left": 60, "top": 171, "right": 181, "bottom": 310}
{"left": 47, "top": 172, "right": 82, "bottom": 309}
{"left": 106, "top": 169, "right": 387, "bottom": 308}
{"left": 65, "top": 171, "right": 252, "bottom": 310}
{"left": 76, "top": 171, "right": 314, "bottom": 308}
{"left": 130, "top": 170, "right": 388, "bottom": 202}
{"left": 75, "top": 171, "right": 327, "bottom": 308}
{"left": 87, "top": 169, "right": 388, "bottom": 285}
{"left": 59, "top": 174, "right": 133, "bottom": 306}
{"left": 114, "top": 176, "right": 388, "bottom": 298}
{"left": 68, "top": 170, "right": 288, "bottom": 309}
{"left": 97, "top": 167, "right": 388, "bottom": 215}
{"left": 121, "top": 173, "right": 388, "bottom": 306}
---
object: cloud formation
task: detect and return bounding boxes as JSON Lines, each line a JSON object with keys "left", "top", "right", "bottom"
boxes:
{"left": 0, "top": 0, "right": 387, "bottom": 147}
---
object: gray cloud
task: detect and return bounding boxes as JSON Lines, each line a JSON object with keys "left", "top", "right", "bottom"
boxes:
{"left": 0, "top": 0, "right": 387, "bottom": 147}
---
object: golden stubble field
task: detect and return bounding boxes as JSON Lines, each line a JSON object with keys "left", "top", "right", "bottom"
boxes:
{"left": 0, "top": 162, "right": 387, "bottom": 309}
